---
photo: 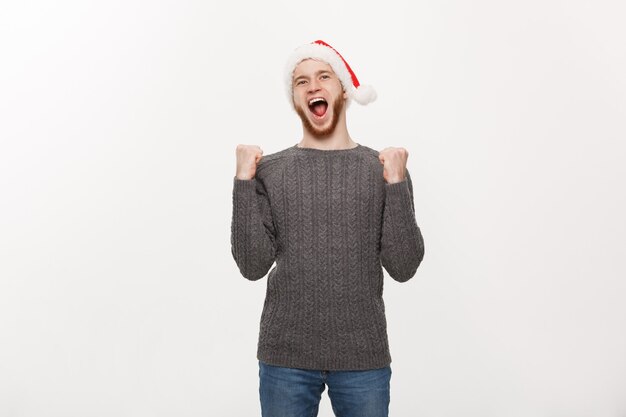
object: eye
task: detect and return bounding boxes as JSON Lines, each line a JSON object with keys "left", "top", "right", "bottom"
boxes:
{"left": 296, "top": 80, "right": 306, "bottom": 86}
{"left": 321, "top": 75, "right": 330, "bottom": 79}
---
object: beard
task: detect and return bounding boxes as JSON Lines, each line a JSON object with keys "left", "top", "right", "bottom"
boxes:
{"left": 294, "top": 90, "right": 345, "bottom": 138}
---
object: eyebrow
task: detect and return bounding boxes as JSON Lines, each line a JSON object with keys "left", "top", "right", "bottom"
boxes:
{"left": 293, "top": 70, "right": 332, "bottom": 83}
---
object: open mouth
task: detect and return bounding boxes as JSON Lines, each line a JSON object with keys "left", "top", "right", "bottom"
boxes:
{"left": 308, "top": 97, "right": 328, "bottom": 119}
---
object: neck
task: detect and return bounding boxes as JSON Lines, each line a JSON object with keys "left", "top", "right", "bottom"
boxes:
{"left": 298, "top": 113, "right": 356, "bottom": 150}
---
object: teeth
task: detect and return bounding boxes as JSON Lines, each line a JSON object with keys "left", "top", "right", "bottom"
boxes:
{"left": 308, "top": 97, "right": 326, "bottom": 105}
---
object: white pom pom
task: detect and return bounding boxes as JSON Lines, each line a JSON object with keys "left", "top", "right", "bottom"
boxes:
{"left": 351, "top": 85, "right": 377, "bottom": 105}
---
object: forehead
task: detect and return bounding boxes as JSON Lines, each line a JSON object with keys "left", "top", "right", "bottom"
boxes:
{"left": 292, "top": 59, "right": 335, "bottom": 79}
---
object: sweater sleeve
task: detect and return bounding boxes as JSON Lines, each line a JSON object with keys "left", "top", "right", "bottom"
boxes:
{"left": 380, "top": 168, "right": 425, "bottom": 282}
{"left": 230, "top": 176, "right": 277, "bottom": 281}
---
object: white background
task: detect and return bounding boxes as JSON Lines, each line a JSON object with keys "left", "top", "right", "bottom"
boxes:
{"left": 1, "top": 1, "right": 625, "bottom": 416}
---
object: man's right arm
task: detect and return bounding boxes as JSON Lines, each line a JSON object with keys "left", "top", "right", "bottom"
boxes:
{"left": 230, "top": 176, "right": 277, "bottom": 281}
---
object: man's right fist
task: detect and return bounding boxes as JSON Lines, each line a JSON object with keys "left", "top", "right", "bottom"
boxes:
{"left": 235, "top": 144, "right": 263, "bottom": 180}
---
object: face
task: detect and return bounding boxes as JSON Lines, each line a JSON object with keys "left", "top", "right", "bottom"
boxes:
{"left": 291, "top": 59, "right": 348, "bottom": 138}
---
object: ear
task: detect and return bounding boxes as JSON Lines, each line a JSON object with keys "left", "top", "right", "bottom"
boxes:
{"left": 343, "top": 90, "right": 348, "bottom": 100}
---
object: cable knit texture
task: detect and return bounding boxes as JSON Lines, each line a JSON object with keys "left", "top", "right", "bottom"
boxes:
{"left": 231, "top": 143, "right": 424, "bottom": 371}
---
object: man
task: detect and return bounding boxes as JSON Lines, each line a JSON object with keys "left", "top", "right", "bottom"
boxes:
{"left": 231, "top": 40, "right": 425, "bottom": 417}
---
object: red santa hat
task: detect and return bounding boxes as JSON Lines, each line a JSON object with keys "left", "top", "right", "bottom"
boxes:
{"left": 284, "top": 40, "right": 377, "bottom": 109}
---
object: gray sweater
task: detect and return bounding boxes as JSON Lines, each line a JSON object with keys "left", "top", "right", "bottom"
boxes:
{"left": 231, "top": 143, "right": 425, "bottom": 371}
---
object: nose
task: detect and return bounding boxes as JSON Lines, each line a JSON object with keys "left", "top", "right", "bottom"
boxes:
{"left": 307, "top": 79, "right": 321, "bottom": 93}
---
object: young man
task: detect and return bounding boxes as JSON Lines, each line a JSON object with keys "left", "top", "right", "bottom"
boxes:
{"left": 231, "top": 40, "right": 425, "bottom": 417}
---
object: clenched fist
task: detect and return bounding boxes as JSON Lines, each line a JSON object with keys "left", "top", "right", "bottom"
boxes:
{"left": 235, "top": 144, "right": 264, "bottom": 180}
{"left": 378, "top": 147, "right": 408, "bottom": 184}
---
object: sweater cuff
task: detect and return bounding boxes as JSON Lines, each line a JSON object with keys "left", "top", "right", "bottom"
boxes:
{"left": 384, "top": 178, "right": 413, "bottom": 210}
{"left": 233, "top": 176, "right": 257, "bottom": 192}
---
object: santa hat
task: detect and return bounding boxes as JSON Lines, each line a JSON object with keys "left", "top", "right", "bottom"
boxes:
{"left": 284, "top": 40, "right": 377, "bottom": 109}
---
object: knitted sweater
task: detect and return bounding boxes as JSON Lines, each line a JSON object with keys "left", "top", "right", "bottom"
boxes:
{"left": 230, "top": 142, "right": 425, "bottom": 371}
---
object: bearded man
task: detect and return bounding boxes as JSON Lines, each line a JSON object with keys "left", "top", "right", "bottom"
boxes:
{"left": 231, "top": 39, "right": 425, "bottom": 417}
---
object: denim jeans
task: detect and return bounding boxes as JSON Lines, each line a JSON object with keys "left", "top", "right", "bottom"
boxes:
{"left": 258, "top": 360, "right": 391, "bottom": 417}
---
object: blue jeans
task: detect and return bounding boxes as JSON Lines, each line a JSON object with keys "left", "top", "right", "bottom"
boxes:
{"left": 259, "top": 360, "right": 391, "bottom": 417}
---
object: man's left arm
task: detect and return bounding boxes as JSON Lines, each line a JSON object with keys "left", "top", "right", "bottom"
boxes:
{"left": 379, "top": 167, "right": 425, "bottom": 282}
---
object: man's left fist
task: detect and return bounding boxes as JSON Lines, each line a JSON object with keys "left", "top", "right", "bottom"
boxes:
{"left": 378, "top": 147, "right": 408, "bottom": 184}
